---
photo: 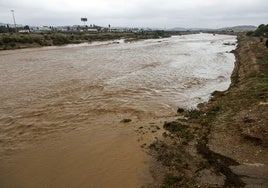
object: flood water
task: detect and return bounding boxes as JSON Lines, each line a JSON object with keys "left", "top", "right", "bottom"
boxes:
{"left": 0, "top": 33, "right": 236, "bottom": 188}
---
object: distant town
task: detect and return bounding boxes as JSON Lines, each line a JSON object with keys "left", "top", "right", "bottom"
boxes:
{"left": 0, "top": 18, "right": 262, "bottom": 51}
{"left": 0, "top": 19, "right": 257, "bottom": 34}
{"left": 0, "top": 21, "right": 159, "bottom": 34}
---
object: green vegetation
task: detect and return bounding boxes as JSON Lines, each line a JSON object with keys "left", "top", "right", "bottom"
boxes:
{"left": 0, "top": 30, "right": 177, "bottom": 50}
{"left": 185, "top": 109, "right": 202, "bottom": 120}
{"left": 0, "top": 30, "right": 192, "bottom": 50}
{"left": 247, "top": 24, "right": 268, "bottom": 37}
{"left": 163, "top": 121, "right": 194, "bottom": 143}
{"left": 0, "top": 33, "right": 51, "bottom": 49}
{"left": 0, "top": 26, "right": 16, "bottom": 33}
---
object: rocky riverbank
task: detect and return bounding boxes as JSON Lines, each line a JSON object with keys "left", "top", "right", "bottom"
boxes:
{"left": 148, "top": 34, "right": 268, "bottom": 187}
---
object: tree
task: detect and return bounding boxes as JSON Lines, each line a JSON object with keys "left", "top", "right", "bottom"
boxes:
{"left": 254, "top": 24, "right": 268, "bottom": 37}
{"left": 24, "top": 25, "right": 30, "bottom": 30}
{"left": 0, "top": 26, "right": 9, "bottom": 33}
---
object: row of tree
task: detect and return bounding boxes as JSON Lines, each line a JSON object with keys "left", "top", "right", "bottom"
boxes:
{"left": 0, "top": 25, "right": 30, "bottom": 33}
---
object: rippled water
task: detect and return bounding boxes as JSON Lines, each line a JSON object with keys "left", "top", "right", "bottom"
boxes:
{"left": 0, "top": 33, "right": 236, "bottom": 188}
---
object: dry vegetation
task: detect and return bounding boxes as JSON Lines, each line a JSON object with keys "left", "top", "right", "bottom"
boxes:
{"left": 0, "top": 31, "right": 174, "bottom": 50}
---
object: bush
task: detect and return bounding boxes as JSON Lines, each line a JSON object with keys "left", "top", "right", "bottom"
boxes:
{"left": 163, "top": 121, "right": 193, "bottom": 142}
{"left": 52, "top": 34, "right": 70, "bottom": 45}
{"left": 186, "top": 109, "right": 202, "bottom": 119}
{"left": 17, "top": 36, "right": 31, "bottom": 43}
{"left": 33, "top": 37, "right": 43, "bottom": 44}
{"left": 44, "top": 35, "right": 50, "bottom": 40}
{"left": 164, "top": 121, "right": 186, "bottom": 132}
{"left": 246, "top": 31, "right": 254, "bottom": 36}
{"left": 253, "top": 24, "right": 268, "bottom": 37}
{"left": 10, "top": 42, "right": 16, "bottom": 48}
{"left": 2, "top": 36, "right": 12, "bottom": 43}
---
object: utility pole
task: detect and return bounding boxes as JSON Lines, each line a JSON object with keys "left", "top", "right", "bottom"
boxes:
{"left": 11, "top": 10, "right": 17, "bottom": 32}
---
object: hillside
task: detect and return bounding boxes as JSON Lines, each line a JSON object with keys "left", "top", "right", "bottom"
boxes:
{"left": 220, "top": 25, "right": 257, "bottom": 32}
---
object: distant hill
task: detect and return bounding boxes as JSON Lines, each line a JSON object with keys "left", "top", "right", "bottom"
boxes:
{"left": 169, "top": 25, "right": 257, "bottom": 32}
{"left": 169, "top": 27, "right": 188, "bottom": 31}
{"left": 219, "top": 25, "right": 257, "bottom": 32}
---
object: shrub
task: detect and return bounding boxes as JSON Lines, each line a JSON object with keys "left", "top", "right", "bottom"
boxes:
{"left": 253, "top": 24, "right": 268, "bottom": 37}
{"left": 163, "top": 121, "right": 186, "bottom": 132}
{"left": 163, "top": 121, "right": 193, "bottom": 142}
{"left": 186, "top": 109, "right": 202, "bottom": 119}
{"left": 44, "top": 35, "right": 50, "bottom": 40}
{"left": 52, "top": 34, "right": 70, "bottom": 45}
{"left": 10, "top": 42, "right": 16, "bottom": 48}
{"left": 246, "top": 31, "right": 254, "bottom": 36}
{"left": 2, "top": 36, "right": 12, "bottom": 43}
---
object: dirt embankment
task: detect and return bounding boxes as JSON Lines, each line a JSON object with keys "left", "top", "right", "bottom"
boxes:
{"left": 148, "top": 34, "right": 268, "bottom": 187}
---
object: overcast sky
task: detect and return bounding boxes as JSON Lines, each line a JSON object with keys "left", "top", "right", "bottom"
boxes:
{"left": 0, "top": 0, "right": 267, "bottom": 28}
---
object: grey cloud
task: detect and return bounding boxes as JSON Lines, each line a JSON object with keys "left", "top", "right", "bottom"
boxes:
{"left": 0, "top": 0, "right": 267, "bottom": 28}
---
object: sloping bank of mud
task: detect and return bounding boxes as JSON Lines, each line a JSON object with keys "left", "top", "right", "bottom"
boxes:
{"left": 147, "top": 34, "right": 268, "bottom": 187}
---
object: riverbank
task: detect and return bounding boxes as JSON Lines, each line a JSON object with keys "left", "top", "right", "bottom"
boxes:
{"left": 0, "top": 31, "right": 192, "bottom": 50}
{"left": 148, "top": 34, "right": 268, "bottom": 187}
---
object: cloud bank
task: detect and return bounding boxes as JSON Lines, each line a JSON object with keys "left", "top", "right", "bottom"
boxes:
{"left": 0, "top": 0, "right": 267, "bottom": 28}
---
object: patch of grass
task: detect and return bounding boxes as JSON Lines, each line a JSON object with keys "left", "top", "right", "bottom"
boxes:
{"left": 163, "top": 121, "right": 186, "bottom": 132}
{"left": 163, "top": 121, "right": 194, "bottom": 142}
{"left": 185, "top": 109, "right": 202, "bottom": 119}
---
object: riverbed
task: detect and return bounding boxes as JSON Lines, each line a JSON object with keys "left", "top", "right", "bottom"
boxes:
{"left": 0, "top": 33, "right": 236, "bottom": 188}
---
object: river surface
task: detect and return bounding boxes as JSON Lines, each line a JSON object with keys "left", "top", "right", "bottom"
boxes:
{"left": 0, "top": 33, "right": 236, "bottom": 188}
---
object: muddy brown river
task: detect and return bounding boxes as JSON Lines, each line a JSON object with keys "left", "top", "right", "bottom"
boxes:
{"left": 0, "top": 33, "right": 236, "bottom": 188}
